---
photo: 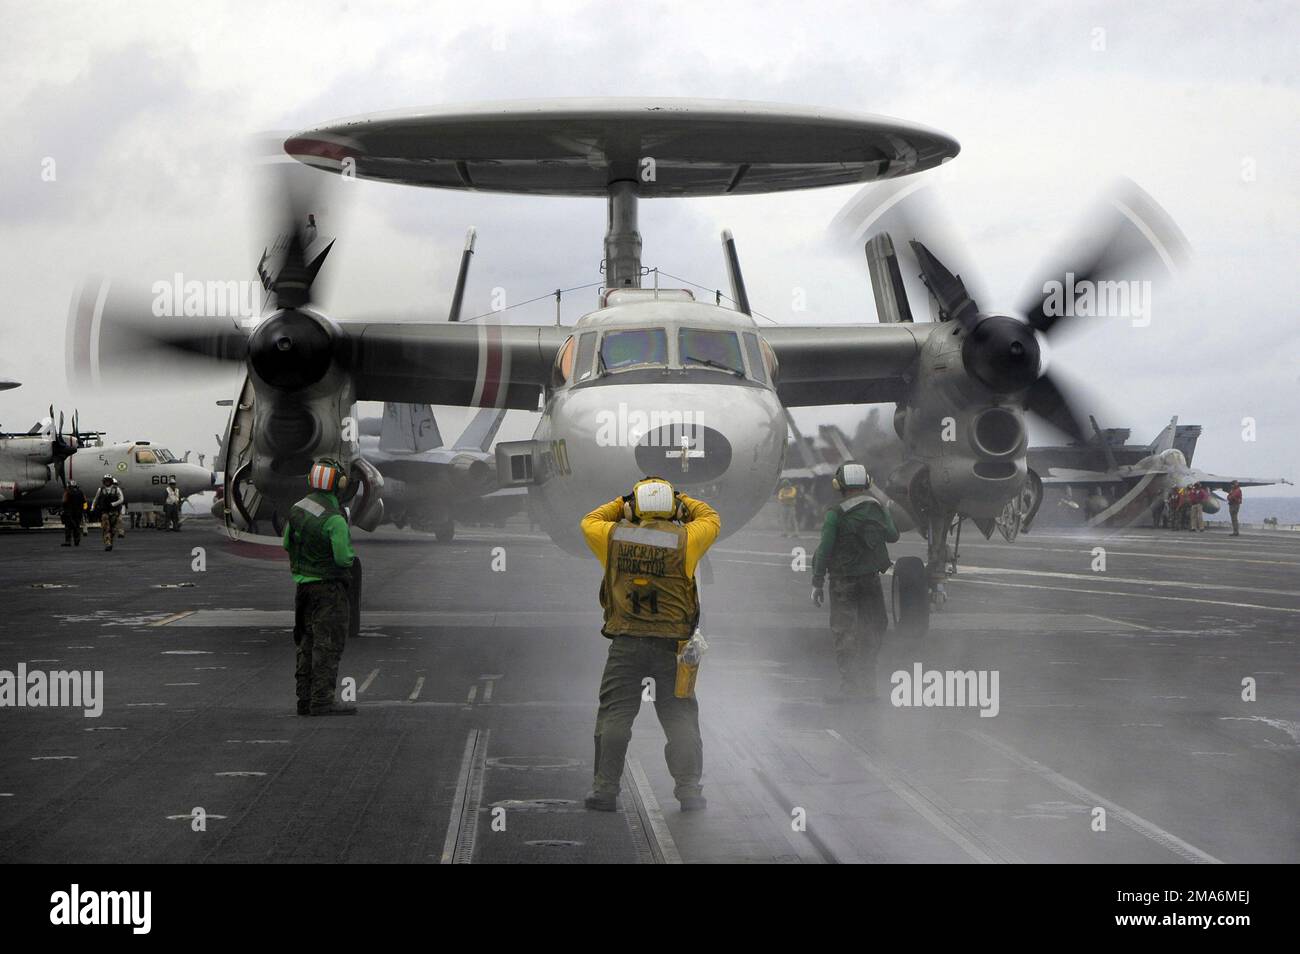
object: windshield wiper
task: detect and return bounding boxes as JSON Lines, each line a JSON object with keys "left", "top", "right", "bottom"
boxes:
{"left": 683, "top": 354, "right": 744, "bottom": 377}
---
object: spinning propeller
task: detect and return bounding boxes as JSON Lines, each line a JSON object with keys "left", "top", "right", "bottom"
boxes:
{"left": 832, "top": 178, "right": 1190, "bottom": 442}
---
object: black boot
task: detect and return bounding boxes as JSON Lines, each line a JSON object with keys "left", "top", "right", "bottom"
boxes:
{"left": 309, "top": 702, "right": 357, "bottom": 716}
{"left": 584, "top": 791, "right": 618, "bottom": 811}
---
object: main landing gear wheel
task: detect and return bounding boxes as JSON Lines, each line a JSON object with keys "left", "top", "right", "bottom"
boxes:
{"left": 890, "top": 556, "right": 930, "bottom": 637}
{"left": 434, "top": 520, "right": 455, "bottom": 543}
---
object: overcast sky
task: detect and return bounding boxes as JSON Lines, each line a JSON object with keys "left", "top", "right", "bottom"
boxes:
{"left": 1, "top": 0, "right": 1295, "bottom": 492}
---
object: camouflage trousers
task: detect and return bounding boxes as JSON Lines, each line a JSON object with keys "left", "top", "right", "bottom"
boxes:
{"left": 592, "top": 635, "right": 703, "bottom": 800}
{"left": 294, "top": 580, "right": 350, "bottom": 708}
{"left": 828, "top": 573, "right": 887, "bottom": 694}
{"left": 100, "top": 512, "right": 120, "bottom": 546}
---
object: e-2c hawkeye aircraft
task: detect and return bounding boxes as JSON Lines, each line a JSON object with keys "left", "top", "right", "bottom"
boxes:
{"left": 1, "top": 403, "right": 80, "bottom": 526}
{"left": 2, "top": 431, "right": 214, "bottom": 527}
{"left": 71, "top": 98, "right": 1181, "bottom": 634}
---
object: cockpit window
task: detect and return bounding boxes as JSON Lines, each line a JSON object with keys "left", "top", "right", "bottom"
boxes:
{"left": 600, "top": 329, "right": 668, "bottom": 371}
{"left": 574, "top": 333, "right": 597, "bottom": 382}
{"left": 155, "top": 448, "right": 177, "bottom": 463}
{"left": 679, "top": 328, "right": 744, "bottom": 375}
{"left": 134, "top": 449, "right": 157, "bottom": 464}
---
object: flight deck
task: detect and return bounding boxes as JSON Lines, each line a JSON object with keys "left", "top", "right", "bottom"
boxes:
{"left": 1, "top": 518, "right": 1296, "bottom": 864}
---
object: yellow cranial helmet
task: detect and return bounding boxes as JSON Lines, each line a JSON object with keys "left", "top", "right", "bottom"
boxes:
{"left": 631, "top": 476, "right": 676, "bottom": 519}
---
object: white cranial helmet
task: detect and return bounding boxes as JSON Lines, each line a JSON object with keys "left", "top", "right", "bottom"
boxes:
{"left": 836, "top": 462, "right": 869, "bottom": 490}
{"left": 633, "top": 477, "right": 676, "bottom": 518}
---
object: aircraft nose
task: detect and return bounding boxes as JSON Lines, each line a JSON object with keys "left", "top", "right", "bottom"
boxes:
{"left": 633, "top": 423, "right": 732, "bottom": 484}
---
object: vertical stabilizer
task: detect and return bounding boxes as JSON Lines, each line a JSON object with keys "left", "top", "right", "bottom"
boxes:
{"left": 379, "top": 403, "right": 443, "bottom": 453}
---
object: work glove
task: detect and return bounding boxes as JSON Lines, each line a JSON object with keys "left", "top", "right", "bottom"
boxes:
{"left": 811, "top": 585, "right": 824, "bottom": 607}
{"left": 672, "top": 491, "right": 689, "bottom": 522}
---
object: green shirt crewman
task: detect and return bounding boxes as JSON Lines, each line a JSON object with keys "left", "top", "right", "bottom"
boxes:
{"left": 811, "top": 462, "right": 899, "bottom": 701}
{"left": 282, "top": 457, "right": 357, "bottom": 716}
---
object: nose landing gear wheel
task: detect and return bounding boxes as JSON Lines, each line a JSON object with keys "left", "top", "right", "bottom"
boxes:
{"left": 890, "top": 556, "right": 930, "bottom": 637}
{"left": 434, "top": 520, "right": 455, "bottom": 543}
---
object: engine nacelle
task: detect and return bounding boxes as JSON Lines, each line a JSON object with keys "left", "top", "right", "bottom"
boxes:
{"left": 246, "top": 307, "right": 359, "bottom": 510}
{"left": 894, "top": 317, "right": 1030, "bottom": 519}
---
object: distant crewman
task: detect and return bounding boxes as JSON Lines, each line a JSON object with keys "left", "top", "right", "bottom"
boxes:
{"left": 811, "top": 462, "right": 898, "bottom": 702}
{"left": 1173, "top": 486, "right": 1189, "bottom": 530}
{"left": 1166, "top": 488, "right": 1180, "bottom": 531}
{"left": 1191, "top": 483, "right": 1207, "bottom": 532}
{"left": 1227, "top": 481, "right": 1243, "bottom": 536}
{"left": 163, "top": 478, "right": 182, "bottom": 532}
{"left": 282, "top": 458, "right": 357, "bottom": 717}
{"left": 114, "top": 478, "right": 127, "bottom": 538}
{"left": 90, "top": 475, "right": 125, "bottom": 551}
{"left": 777, "top": 479, "right": 800, "bottom": 536}
{"left": 60, "top": 480, "right": 85, "bottom": 547}
{"left": 580, "top": 477, "right": 720, "bottom": 813}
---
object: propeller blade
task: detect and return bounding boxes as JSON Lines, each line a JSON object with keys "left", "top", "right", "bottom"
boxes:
{"left": 1018, "top": 178, "right": 1190, "bottom": 336}
{"left": 829, "top": 177, "right": 990, "bottom": 321}
{"left": 909, "top": 240, "right": 980, "bottom": 326}
{"left": 254, "top": 142, "right": 344, "bottom": 312}
{"left": 1024, "top": 372, "right": 1090, "bottom": 443}
{"left": 66, "top": 277, "right": 250, "bottom": 391}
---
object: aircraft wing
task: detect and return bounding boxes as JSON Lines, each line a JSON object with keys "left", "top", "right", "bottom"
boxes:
{"left": 69, "top": 279, "right": 569, "bottom": 412}
{"left": 343, "top": 321, "right": 568, "bottom": 410}
{"left": 1185, "top": 470, "right": 1291, "bottom": 490}
{"left": 1038, "top": 467, "right": 1141, "bottom": 485}
{"left": 761, "top": 324, "right": 931, "bottom": 407}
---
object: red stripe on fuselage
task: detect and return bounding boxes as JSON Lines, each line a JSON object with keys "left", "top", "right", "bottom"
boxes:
{"left": 283, "top": 138, "right": 354, "bottom": 163}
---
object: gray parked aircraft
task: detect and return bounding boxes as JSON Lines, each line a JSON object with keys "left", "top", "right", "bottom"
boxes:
{"left": 1035, "top": 416, "right": 1291, "bottom": 528}
{"left": 69, "top": 98, "right": 1185, "bottom": 634}
{"left": 0, "top": 405, "right": 80, "bottom": 526}
{"left": 359, "top": 401, "right": 515, "bottom": 541}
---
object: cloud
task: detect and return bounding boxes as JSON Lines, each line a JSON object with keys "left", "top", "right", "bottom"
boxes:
{"left": 0, "top": 0, "right": 1295, "bottom": 488}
